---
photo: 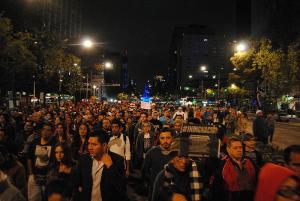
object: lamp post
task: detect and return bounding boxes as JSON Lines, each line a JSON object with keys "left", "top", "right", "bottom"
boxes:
{"left": 33, "top": 76, "right": 36, "bottom": 98}
{"left": 58, "top": 70, "right": 63, "bottom": 106}
{"left": 99, "top": 61, "right": 114, "bottom": 99}
{"left": 85, "top": 74, "right": 89, "bottom": 100}
{"left": 93, "top": 85, "right": 96, "bottom": 96}
{"left": 200, "top": 65, "right": 207, "bottom": 99}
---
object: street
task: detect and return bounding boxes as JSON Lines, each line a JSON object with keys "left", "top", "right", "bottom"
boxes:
{"left": 262, "top": 122, "right": 300, "bottom": 149}
{"left": 245, "top": 119, "right": 300, "bottom": 149}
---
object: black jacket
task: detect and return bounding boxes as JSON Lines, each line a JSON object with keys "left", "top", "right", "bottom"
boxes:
{"left": 74, "top": 152, "right": 128, "bottom": 201}
{"left": 253, "top": 117, "right": 268, "bottom": 140}
{"left": 152, "top": 162, "right": 204, "bottom": 201}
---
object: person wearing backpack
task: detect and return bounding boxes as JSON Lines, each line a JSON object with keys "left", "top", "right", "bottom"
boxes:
{"left": 108, "top": 119, "right": 131, "bottom": 177}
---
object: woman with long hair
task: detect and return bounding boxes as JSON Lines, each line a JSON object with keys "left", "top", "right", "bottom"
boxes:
{"left": 47, "top": 142, "right": 76, "bottom": 186}
{"left": 71, "top": 123, "right": 90, "bottom": 160}
{"left": 54, "top": 123, "right": 68, "bottom": 143}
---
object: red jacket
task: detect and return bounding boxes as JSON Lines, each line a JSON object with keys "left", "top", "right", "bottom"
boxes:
{"left": 255, "top": 163, "right": 296, "bottom": 201}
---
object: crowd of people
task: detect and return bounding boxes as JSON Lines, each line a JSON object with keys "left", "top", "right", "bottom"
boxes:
{"left": 0, "top": 100, "right": 299, "bottom": 201}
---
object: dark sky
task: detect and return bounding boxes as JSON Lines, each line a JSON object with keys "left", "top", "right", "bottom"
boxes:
{"left": 82, "top": 0, "right": 236, "bottom": 89}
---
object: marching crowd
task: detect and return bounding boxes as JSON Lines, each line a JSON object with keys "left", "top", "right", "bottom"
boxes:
{"left": 0, "top": 101, "right": 299, "bottom": 201}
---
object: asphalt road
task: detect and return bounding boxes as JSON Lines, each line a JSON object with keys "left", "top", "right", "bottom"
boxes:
{"left": 264, "top": 122, "right": 300, "bottom": 148}
{"left": 246, "top": 120, "right": 300, "bottom": 149}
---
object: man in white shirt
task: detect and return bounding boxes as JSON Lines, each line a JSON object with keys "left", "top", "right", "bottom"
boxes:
{"left": 108, "top": 119, "right": 131, "bottom": 177}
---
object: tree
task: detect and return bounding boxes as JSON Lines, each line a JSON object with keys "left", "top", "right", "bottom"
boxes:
{"left": 287, "top": 38, "right": 300, "bottom": 94}
{"left": 0, "top": 16, "right": 37, "bottom": 103}
{"left": 230, "top": 38, "right": 300, "bottom": 109}
{"left": 117, "top": 92, "right": 129, "bottom": 100}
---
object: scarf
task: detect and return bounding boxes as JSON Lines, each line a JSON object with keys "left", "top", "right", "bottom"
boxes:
{"left": 164, "top": 161, "right": 202, "bottom": 201}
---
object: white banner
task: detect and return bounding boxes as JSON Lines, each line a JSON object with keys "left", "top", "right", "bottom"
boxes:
{"left": 141, "top": 101, "right": 151, "bottom": 110}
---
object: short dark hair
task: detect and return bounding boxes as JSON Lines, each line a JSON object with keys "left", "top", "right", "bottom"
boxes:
{"left": 42, "top": 121, "right": 54, "bottom": 130}
{"left": 91, "top": 130, "right": 109, "bottom": 144}
{"left": 102, "top": 118, "right": 111, "bottom": 123}
{"left": 46, "top": 179, "right": 71, "bottom": 199}
{"left": 111, "top": 119, "right": 121, "bottom": 127}
{"left": 227, "top": 136, "right": 242, "bottom": 147}
{"left": 159, "top": 128, "right": 172, "bottom": 136}
{"left": 140, "top": 112, "right": 148, "bottom": 118}
{"left": 284, "top": 145, "right": 300, "bottom": 164}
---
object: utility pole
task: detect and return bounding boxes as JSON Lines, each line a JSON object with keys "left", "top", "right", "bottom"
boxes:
{"left": 58, "top": 71, "right": 63, "bottom": 106}
{"left": 218, "top": 71, "right": 220, "bottom": 99}
{"left": 33, "top": 76, "right": 36, "bottom": 98}
{"left": 85, "top": 74, "right": 89, "bottom": 100}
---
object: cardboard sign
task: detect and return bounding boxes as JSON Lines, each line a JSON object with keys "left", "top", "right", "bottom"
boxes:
{"left": 141, "top": 101, "right": 151, "bottom": 110}
{"left": 181, "top": 125, "right": 220, "bottom": 158}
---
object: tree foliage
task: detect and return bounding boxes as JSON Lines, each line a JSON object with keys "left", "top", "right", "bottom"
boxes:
{"left": 0, "top": 15, "right": 83, "bottom": 96}
{"left": 230, "top": 38, "right": 300, "bottom": 99}
{"left": 0, "top": 16, "right": 37, "bottom": 92}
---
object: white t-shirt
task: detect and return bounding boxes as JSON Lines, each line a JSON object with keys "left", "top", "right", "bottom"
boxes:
{"left": 109, "top": 134, "right": 131, "bottom": 160}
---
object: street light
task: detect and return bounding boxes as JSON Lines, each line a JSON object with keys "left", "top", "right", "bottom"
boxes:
{"left": 82, "top": 39, "right": 93, "bottom": 48}
{"left": 200, "top": 65, "right": 207, "bottom": 72}
{"left": 212, "top": 75, "right": 216, "bottom": 79}
{"left": 231, "top": 83, "right": 238, "bottom": 89}
{"left": 199, "top": 65, "right": 208, "bottom": 99}
{"left": 188, "top": 75, "right": 193, "bottom": 79}
{"left": 104, "top": 61, "right": 113, "bottom": 69}
{"left": 93, "top": 85, "right": 96, "bottom": 96}
{"left": 236, "top": 42, "right": 248, "bottom": 52}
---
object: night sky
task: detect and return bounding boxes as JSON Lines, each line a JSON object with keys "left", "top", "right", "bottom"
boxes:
{"left": 82, "top": 0, "right": 236, "bottom": 89}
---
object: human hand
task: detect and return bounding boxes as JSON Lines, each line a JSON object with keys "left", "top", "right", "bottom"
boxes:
{"left": 101, "top": 153, "right": 113, "bottom": 168}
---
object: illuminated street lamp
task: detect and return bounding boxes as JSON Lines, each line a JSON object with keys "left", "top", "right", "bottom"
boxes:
{"left": 200, "top": 65, "right": 207, "bottom": 72}
{"left": 82, "top": 39, "right": 93, "bottom": 48}
{"left": 104, "top": 61, "right": 113, "bottom": 69}
{"left": 188, "top": 75, "right": 193, "bottom": 79}
{"left": 93, "top": 85, "right": 96, "bottom": 96}
{"left": 236, "top": 42, "right": 248, "bottom": 52}
{"left": 231, "top": 83, "right": 238, "bottom": 89}
{"left": 199, "top": 65, "right": 208, "bottom": 99}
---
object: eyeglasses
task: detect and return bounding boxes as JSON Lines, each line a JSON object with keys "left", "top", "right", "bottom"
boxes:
{"left": 277, "top": 187, "right": 300, "bottom": 199}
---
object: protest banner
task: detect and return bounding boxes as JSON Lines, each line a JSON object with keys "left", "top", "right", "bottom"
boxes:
{"left": 181, "top": 125, "right": 220, "bottom": 158}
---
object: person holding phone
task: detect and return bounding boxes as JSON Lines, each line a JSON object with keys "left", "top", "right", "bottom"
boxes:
{"left": 74, "top": 130, "right": 128, "bottom": 201}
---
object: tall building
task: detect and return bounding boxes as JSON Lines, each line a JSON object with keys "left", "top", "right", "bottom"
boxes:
{"left": 121, "top": 49, "right": 129, "bottom": 91}
{"left": 168, "top": 25, "right": 228, "bottom": 92}
{"left": 1, "top": 0, "right": 82, "bottom": 40}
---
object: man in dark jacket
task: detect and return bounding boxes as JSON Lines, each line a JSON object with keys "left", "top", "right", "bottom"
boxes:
{"left": 152, "top": 137, "right": 204, "bottom": 201}
{"left": 74, "top": 131, "right": 128, "bottom": 201}
{"left": 253, "top": 110, "right": 268, "bottom": 144}
{"left": 142, "top": 128, "right": 173, "bottom": 200}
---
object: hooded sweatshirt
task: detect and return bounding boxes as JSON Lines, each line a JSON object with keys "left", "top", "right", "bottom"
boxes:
{"left": 255, "top": 163, "right": 296, "bottom": 201}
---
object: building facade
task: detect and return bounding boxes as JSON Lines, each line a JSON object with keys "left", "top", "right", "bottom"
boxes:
{"left": 1, "top": 0, "right": 82, "bottom": 40}
{"left": 168, "top": 25, "right": 228, "bottom": 93}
